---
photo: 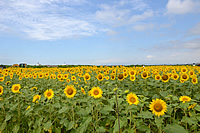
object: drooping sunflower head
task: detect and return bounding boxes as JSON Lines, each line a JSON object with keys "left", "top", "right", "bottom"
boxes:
{"left": 44, "top": 89, "right": 54, "bottom": 99}
{"left": 89, "top": 87, "right": 103, "bottom": 98}
{"left": 81, "top": 87, "right": 86, "bottom": 95}
{"left": 179, "top": 96, "right": 191, "bottom": 103}
{"left": 32, "top": 94, "right": 41, "bottom": 103}
{"left": 31, "top": 87, "right": 38, "bottom": 91}
{"left": 0, "top": 86, "right": 3, "bottom": 95}
{"left": 117, "top": 73, "right": 124, "bottom": 81}
{"left": 191, "top": 77, "right": 198, "bottom": 84}
{"left": 149, "top": 99, "right": 167, "bottom": 117}
{"left": 5, "top": 81, "right": 11, "bottom": 85}
{"left": 11, "top": 84, "right": 21, "bottom": 93}
{"left": 64, "top": 85, "right": 76, "bottom": 98}
{"left": 126, "top": 93, "right": 139, "bottom": 105}
{"left": 84, "top": 73, "right": 91, "bottom": 80}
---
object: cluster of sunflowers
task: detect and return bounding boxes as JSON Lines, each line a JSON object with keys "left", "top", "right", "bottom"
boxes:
{"left": 0, "top": 65, "right": 199, "bottom": 132}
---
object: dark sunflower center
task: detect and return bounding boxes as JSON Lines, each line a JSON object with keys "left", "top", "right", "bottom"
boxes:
{"left": 98, "top": 75, "right": 103, "bottom": 79}
{"left": 111, "top": 76, "right": 114, "bottom": 79}
{"left": 118, "top": 74, "right": 124, "bottom": 79}
{"left": 183, "top": 98, "right": 188, "bottom": 101}
{"left": 183, "top": 69, "right": 186, "bottom": 72}
{"left": 154, "top": 103, "right": 163, "bottom": 112}
{"left": 156, "top": 76, "right": 160, "bottom": 80}
{"left": 67, "top": 88, "right": 73, "bottom": 95}
{"left": 193, "top": 79, "right": 196, "bottom": 82}
{"left": 162, "top": 75, "right": 168, "bottom": 80}
{"left": 0, "top": 89, "right": 2, "bottom": 93}
{"left": 14, "top": 86, "right": 19, "bottom": 91}
{"left": 130, "top": 97, "right": 136, "bottom": 103}
{"left": 130, "top": 71, "right": 134, "bottom": 75}
{"left": 143, "top": 73, "right": 147, "bottom": 77}
{"left": 190, "top": 72, "right": 193, "bottom": 75}
{"left": 174, "top": 75, "right": 177, "bottom": 78}
{"left": 131, "top": 77, "right": 134, "bottom": 80}
{"left": 85, "top": 75, "right": 89, "bottom": 79}
{"left": 182, "top": 75, "right": 187, "bottom": 79}
{"left": 47, "top": 92, "right": 52, "bottom": 97}
{"left": 94, "top": 90, "right": 99, "bottom": 95}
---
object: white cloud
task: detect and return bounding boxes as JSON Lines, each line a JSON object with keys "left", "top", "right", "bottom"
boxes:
{"left": 189, "top": 22, "right": 200, "bottom": 35}
{"left": 146, "top": 55, "right": 154, "bottom": 59}
{"left": 0, "top": 0, "right": 96, "bottom": 40}
{"left": 106, "top": 29, "right": 119, "bottom": 35}
{"left": 95, "top": 0, "right": 153, "bottom": 26}
{"left": 166, "top": 0, "right": 200, "bottom": 15}
{"left": 133, "top": 23, "right": 154, "bottom": 31}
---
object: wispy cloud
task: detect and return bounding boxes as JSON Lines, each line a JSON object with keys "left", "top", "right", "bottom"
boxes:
{"left": 166, "top": 0, "right": 200, "bottom": 15}
{"left": 0, "top": 0, "right": 96, "bottom": 40}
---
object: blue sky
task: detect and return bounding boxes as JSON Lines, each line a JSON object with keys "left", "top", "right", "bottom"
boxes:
{"left": 0, "top": 0, "right": 200, "bottom": 65}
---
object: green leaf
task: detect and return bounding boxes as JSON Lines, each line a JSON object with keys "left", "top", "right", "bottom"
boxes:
{"left": 43, "top": 121, "right": 52, "bottom": 131}
{"left": 182, "top": 116, "right": 197, "bottom": 125}
{"left": 163, "top": 124, "right": 188, "bottom": 133}
{"left": 66, "top": 121, "right": 74, "bottom": 131}
{"left": 138, "top": 111, "right": 153, "bottom": 119}
{"left": 194, "top": 104, "right": 200, "bottom": 111}
{"left": 113, "top": 119, "right": 125, "bottom": 133}
{"left": 0, "top": 120, "right": 7, "bottom": 131}
{"left": 96, "top": 127, "right": 106, "bottom": 133}
{"left": 5, "top": 113, "right": 12, "bottom": 121}
{"left": 58, "top": 106, "right": 69, "bottom": 114}
{"left": 12, "top": 124, "right": 20, "bottom": 133}
{"left": 77, "top": 116, "right": 92, "bottom": 133}
{"left": 160, "top": 91, "right": 168, "bottom": 97}
{"left": 155, "top": 117, "right": 163, "bottom": 128}
{"left": 35, "top": 117, "right": 43, "bottom": 127}
{"left": 172, "top": 96, "right": 178, "bottom": 101}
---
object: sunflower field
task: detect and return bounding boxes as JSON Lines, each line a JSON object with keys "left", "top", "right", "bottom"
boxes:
{"left": 0, "top": 65, "right": 200, "bottom": 133}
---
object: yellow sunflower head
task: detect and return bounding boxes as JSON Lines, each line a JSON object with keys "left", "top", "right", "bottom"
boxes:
{"left": 89, "top": 87, "right": 103, "bottom": 98}
{"left": 149, "top": 99, "right": 167, "bottom": 117}
{"left": 64, "top": 85, "right": 76, "bottom": 98}
{"left": 155, "top": 75, "right": 161, "bottom": 80}
{"left": 179, "top": 96, "right": 191, "bottom": 103}
{"left": 117, "top": 73, "right": 124, "bottom": 81}
{"left": 32, "top": 94, "right": 41, "bottom": 103}
{"left": 181, "top": 67, "right": 188, "bottom": 73}
{"left": 191, "top": 77, "right": 198, "bottom": 84}
{"left": 0, "top": 86, "right": 3, "bottom": 95}
{"left": 172, "top": 73, "right": 179, "bottom": 80}
{"left": 126, "top": 93, "right": 139, "bottom": 105}
{"left": 81, "top": 87, "right": 86, "bottom": 95}
{"left": 44, "top": 89, "right": 54, "bottom": 99}
{"left": 181, "top": 73, "right": 189, "bottom": 81}
{"left": 110, "top": 74, "right": 115, "bottom": 80}
{"left": 130, "top": 75, "right": 136, "bottom": 81}
{"left": 11, "top": 84, "right": 21, "bottom": 93}
{"left": 97, "top": 73, "right": 104, "bottom": 81}
{"left": 141, "top": 71, "right": 148, "bottom": 79}
{"left": 71, "top": 76, "right": 76, "bottom": 81}
{"left": 161, "top": 74, "right": 170, "bottom": 83}
{"left": 84, "top": 73, "right": 91, "bottom": 80}
{"left": 0, "top": 77, "right": 4, "bottom": 82}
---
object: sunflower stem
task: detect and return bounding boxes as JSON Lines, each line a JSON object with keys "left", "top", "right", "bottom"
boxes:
{"left": 115, "top": 90, "right": 120, "bottom": 133}
{"left": 129, "top": 111, "right": 131, "bottom": 129}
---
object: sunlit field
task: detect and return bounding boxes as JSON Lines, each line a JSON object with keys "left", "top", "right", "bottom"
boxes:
{"left": 0, "top": 65, "right": 200, "bottom": 133}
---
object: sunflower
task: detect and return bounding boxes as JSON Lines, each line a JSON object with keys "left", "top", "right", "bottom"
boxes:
{"left": 141, "top": 71, "right": 148, "bottom": 79}
{"left": 31, "top": 87, "right": 38, "bottom": 91}
{"left": 63, "top": 74, "right": 68, "bottom": 79}
{"left": 0, "top": 77, "right": 4, "bottom": 82}
{"left": 71, "top": 76, "right": 76, "bottom": 81}
{"left": 11, "top": 84, "right": 21, "bottom": 93}
{"left": 64, "top": 85, "right": 76, "bottom": 98}
{"left": 191, "top": 77, "right": 198, "bottom": 84}
{"left": 172, "top": 73, "right": 179, "bottom": 80}
{"left": 0, "top": 86, "right": 3, "bottom": 95}
{"left": 181, "top": 67, "right": 188, "bottom": 73}
{"left": 117, "top": 73, "right": 124, "bottom": 81}
{"left": 110, "top": 74, "right": 115, "bottom": 80}
{"left": 5, "top": 81, "right": 11, "bottom": 85}
{"left": 181, "top": 73, "right": 189, "bottom": 81}
{"left": 26, "top": 106, "right": 31, "bottom": 110}
{"left": 155, "top": 74, "right": 161, "bottom": 80}
{"left": 126, "top": 93, "right": 139, "bottom": 105}
{"left": 161, "top": 74, "right": 170, "bottom": 83}
{"left": 130, "top": 75, "right": 136, "bottom": 81}
{"left": 81, "top": 87, "right": 86, "bottom": 95}
{"left": 32, "top": 94, "right": 41, "bottom": 103}
{"left": 38, "top": 73, "right": 43, "bottom": 78}
{"left": 84, "top": 73, "right": 91, "bottom": 81}
{"left": 44, "top": 89, "right": 54, "bottom": 99}
{"left": 19, "top": 76, "right": 22, "bottom": 80}
{"left": 89, "top": 87, "right": 103, "bottom": 98}
{"left": 179, "top": 96, "right": 191, "bottom": 103}
{"left": 188, "top": 103, "right": 197, "bottom": 110}
{"left": 149, "top": 99, "right": 167, "bottom": 117}
{"left": 189, "top": 71, "right": 194, "bottom": 77}
{"left": 97, "top": 73, "right": 104, "bottom": 81}
{"left": 129, "top": 69, "right": 136, "bottom": 76}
